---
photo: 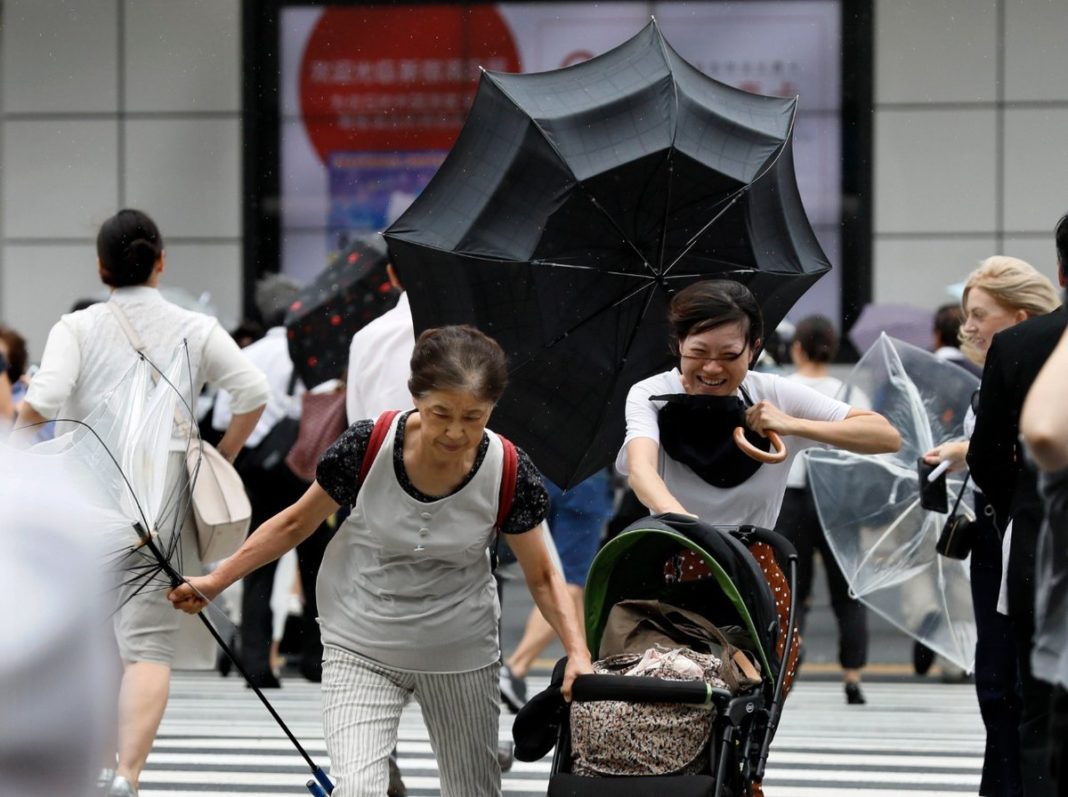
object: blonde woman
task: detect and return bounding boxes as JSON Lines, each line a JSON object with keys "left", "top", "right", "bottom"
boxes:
{"left": 923, "top": 254, "right": 1059, "bottom": 797}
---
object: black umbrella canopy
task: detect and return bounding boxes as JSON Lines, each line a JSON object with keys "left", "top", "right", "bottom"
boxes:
{"left": 285, "top": 236, "right": 399, "bottom": 388}
{"left": 384, "top": 20, "right": 829, "bottom": 488}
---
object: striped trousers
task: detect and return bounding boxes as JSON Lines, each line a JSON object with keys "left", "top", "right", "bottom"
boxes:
{"left": 321, "top": 646, "right": 501, "bottom": 797}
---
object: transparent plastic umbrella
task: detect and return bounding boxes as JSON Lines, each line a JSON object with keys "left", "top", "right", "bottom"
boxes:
{"left": 806, "top": 334, "right": 980, "bottom": 671}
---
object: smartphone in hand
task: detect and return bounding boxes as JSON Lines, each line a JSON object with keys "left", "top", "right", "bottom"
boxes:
{"left": 918, "top": 458, "right": 948, "bottom": 513}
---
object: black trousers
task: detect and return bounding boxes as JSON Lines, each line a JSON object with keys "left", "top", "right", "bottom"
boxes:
{"left": 1006, "top": 512, "right": 1055, "bottom": 797}
{"left": 970, "top": 506, "right": 1024, "bottom": 796}
{"left": 1051, "top": 687, "right": 1068, "bottom": 797}
{"left": 238, "top": 461, "right": 335, "bottom": 684}
{"left": 774, "top": 487, "right": 867, "bottom": 670}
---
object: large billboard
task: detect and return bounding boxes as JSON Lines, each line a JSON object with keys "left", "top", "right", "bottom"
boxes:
{"left": 280, "top": 2, "right": 842, "bottom": 322}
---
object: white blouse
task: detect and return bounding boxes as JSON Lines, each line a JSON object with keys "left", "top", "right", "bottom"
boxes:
{"left": 26, "top": 286, "right": 269, "bottom": 432}
{"left": 616, "top": 368, "right": 851, "bottom": 529}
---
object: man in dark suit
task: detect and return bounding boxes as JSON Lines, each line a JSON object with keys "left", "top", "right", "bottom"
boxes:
{"left": 968, "top": 213, "right": 1068, "bottom": 797}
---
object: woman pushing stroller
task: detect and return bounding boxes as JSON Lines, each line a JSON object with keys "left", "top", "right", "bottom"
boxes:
{"left": 170, "top": 325, "right": 592, "bottom": 797}
{"left": 616, "top": 280, "right": 901, "bottom": 696}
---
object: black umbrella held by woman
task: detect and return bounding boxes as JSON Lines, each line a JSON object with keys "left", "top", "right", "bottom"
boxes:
{"left": 384, "top": 20, "right": 829, "bottom": 488}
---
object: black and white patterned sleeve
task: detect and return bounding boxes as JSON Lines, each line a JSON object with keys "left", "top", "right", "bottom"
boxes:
{"left": 500, "top": 447, "right": 550, "bottom": 533}
{"left": 315, "top": 419, "right": 375, "bottom": 507}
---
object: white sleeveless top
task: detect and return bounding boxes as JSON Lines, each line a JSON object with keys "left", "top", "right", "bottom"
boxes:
{"left": 317, "top": 412, "right": 505, "bottom": 672}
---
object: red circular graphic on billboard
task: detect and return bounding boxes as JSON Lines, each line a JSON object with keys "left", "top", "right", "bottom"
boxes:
{"left": 299, "top": 6, "right": 521, "bottom": 162}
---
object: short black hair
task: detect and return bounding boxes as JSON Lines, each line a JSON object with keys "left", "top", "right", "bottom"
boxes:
{"left": 793, "top": 315, "right": 838, "bottom": 363}
{"left": 933, "top": 303, "right": 963, "bottom": 349}
{"left": 667, "top": 280, "right": 763, "bottom": 355}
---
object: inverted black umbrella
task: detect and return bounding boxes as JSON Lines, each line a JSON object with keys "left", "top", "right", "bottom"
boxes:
{"left": 285, "top": 236, "right": 400, "bottom": 388}
{"left": 384, "top": 20, "right": 830, "bottom": 488}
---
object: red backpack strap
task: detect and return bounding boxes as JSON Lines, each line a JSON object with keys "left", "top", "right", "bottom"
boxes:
{"left": 495, "top": 434, "right": 518, "bottom": 531}
{"left": 359, "top": 410, "right": 400, "bottom": 484}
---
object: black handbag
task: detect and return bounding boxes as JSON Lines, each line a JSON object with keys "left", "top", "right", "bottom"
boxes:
{"left": 935, "top": 471, "right": 975, "bottom": 559}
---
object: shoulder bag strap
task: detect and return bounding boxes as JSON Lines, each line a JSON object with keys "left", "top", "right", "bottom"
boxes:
{"left": 947, "top": 470, "right": 972, "bottom": 521}
{"left": 106, "top": 300, "right": 146, "bottom": 353}
{"left": 359, "top": 410, "right": 400, "bottom": 484}
{"left": 495, "top": 435, "right": 518, "bottom": 531}
{"left": 490, "top": 435, "right": 519, "bottom": 570}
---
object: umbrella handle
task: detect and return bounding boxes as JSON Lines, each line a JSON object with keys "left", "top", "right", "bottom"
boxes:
{"left": 733, "top": 427, "right": 788, "bottom": 464}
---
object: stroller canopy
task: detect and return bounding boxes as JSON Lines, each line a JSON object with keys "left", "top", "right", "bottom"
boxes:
{"left": 585, "top": 516, "right": 781, "bottom": 677}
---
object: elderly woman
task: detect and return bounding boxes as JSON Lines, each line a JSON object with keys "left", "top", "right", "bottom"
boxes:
{"left": 14, "top": 208, "right": 269, "bottom": 797}
{"left": 617, "top": 280, "right": 900, "bottom": 527}
{"left": 171, "top": 325, "right": 591, "bottom": 797}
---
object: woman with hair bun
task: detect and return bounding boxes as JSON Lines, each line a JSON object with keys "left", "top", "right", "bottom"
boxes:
{"left": 170, "top": 324, "right": 591, "bottom": 797}
{"left": 774, "top": 315, "right": 871, "bottom": 704}
{"left": 14, "top": 208, "right": 270, "bottom": 797}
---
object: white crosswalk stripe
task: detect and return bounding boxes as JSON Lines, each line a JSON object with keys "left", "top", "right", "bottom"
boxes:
{"left": 140, "top": 674, "right": 984, "bottom": 796}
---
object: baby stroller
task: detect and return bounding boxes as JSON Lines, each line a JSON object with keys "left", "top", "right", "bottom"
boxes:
{"left": 514, "top": 513, "right": 799, "bottom": 797}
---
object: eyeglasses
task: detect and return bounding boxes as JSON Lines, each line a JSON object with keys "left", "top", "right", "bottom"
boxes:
{"left": 679, "top": 349, "right": 747, "bottom": 364}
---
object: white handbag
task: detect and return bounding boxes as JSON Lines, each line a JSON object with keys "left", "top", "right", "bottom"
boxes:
{"left": 185, "top": 439, "right": 251, "bottom": 562}
{"left": 107, "top": 301, "right": 251, "bottom": 562}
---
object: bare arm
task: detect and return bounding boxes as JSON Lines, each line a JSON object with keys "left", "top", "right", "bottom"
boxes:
{"left": 747, "top": 405, "right": 901, "bottom": 455}
{"left": 1021, "top": 326, "right": 1068, "bottom": 472}
{"left": 215, "top": 406, "right": 264, "bottom": 463}
{"left": 169, "top": 481, "right": 339, "bottom": 612}
{"left": 507, "top": 527, "right": 593, "bottom": 699}
{"left": 0, "top": 372, "right": 15, "bottom": 430}
{"left": 625, "top": 436, "right": 690, "bottom": 515}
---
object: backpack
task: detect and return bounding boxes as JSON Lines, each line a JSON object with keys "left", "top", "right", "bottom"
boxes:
{"left": 359, "top": 410, "right": 519, "bottom": 564}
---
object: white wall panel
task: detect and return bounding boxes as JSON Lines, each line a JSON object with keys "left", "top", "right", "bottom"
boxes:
{"left": 875, "top": 0, "right": 997, "bottom": 104}
{"left": 1, "top": 119, "right": 119, "bottom": 238}
{"left": 874, "top": 109, "right": 997, "bottom": 234}
{"left": 873, "top": 236, "right": 997, "bottom": 310}
{"left": 1005, "top": 0, "right": 1068, "bottom": 102}
{"left": 1, "top": 0, "right": 118, "bottom": 113}
{"left": 1000, "top": 234, "right": 1062, "bottom": 281}
{"left": 124, "top": 118, "right": 241, "bottom": 238}
{"left": 1003, "top": 108, "right": 1068, "bottom": 233}
{"left": 124, "top": 0, "right": 241, "bottom": 112}
{"left": 162, "top": 242, "right": 243, "bottom": 331}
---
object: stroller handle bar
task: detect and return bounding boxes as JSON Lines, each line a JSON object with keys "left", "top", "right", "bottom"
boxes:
{"left": 571, "top": 674, "right": 733, "bottom": 707}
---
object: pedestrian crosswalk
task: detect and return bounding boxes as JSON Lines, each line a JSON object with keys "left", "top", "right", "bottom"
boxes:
{"left": 141, "top": 673, "right": 984, "bottom": 796}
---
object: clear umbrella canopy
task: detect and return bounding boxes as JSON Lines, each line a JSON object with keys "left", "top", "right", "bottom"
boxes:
{"left": 806, "top": 334, "right": 980, "bottom": 671}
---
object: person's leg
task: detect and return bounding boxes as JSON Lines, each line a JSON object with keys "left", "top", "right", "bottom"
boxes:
{"left": 238, "top": 463, "right": 304, "bottom": 685}
{"left": 971, "top": 511, "right": 1024, "bottom": 796}
{"left": 773, "top": 488, "right": 816, "bottom": 636}
{"left": 112, "top": 661, "right": 170, "bottom": 790}
{"left": 1049, "top": 686, "right": 1068, "bottom": 796}
{"left": 320, "top": 648, "right": 411, "bottom": 797}
{"left": 295, "top": 515, "right": 337, "bottom": 682}
{"left": 416, "top": 663, "right": 501, "bottom": 797}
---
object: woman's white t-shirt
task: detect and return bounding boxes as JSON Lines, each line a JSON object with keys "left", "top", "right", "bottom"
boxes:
{"left": 615, "top": 369, "right": 851, "bottom": 529}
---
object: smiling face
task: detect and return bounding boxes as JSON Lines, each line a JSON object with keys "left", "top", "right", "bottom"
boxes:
{"left": 961, "top": 286, "right": 1027, "bottom": 359}
{"left": 678, "top": 322, "right": 754, "bottom": 397}
{"left": 411, "top": 388, "right": 494, "bottom": 459}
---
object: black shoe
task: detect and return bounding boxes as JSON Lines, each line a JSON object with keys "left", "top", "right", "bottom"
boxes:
{"left": 499, "top": 663, "right": 527, "bottom": 713}
{"left": 845, "top": 682, "right": 866, "bottom": 705}
{"left": 387, "top": 756, "right": 407, "bottom": 797}
{"left": 245, "top": 673, "right": 281, "bottom": 689}
{"left": 913, "top": 640, "right": 935, "bottom": 676}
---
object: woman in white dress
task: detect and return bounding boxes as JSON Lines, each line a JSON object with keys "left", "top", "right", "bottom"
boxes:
{"left": 14, "top": 209, "right": 270, "bottom": 797}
